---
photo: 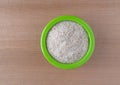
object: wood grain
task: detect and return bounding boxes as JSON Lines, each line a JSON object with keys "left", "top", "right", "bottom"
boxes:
{"left": 0, "top": 0, "right": 120, "bottom": 85}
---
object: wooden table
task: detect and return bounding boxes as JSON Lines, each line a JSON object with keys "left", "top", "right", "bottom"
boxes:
{"left": 0, "top": 0, "right": 120, "bottom": 85}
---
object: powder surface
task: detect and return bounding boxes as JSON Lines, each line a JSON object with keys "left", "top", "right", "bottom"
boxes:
{"left": 47, "top": 21, "right": 88, "bottom": 63}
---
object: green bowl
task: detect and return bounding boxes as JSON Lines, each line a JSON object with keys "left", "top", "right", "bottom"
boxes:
{"left": 40, "top": 15, "right": 95, "bottom": 69}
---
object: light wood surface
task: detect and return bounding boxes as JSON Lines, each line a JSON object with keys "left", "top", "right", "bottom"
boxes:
{"left": 0, "top": 0, "right": 120, "bottom": 85}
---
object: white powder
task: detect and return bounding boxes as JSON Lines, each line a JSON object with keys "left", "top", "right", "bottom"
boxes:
{"left": 47, "top": 21, "right": 88, "bottom": 63}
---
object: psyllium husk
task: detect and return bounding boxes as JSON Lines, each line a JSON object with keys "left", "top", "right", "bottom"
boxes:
{"left": 47, "top": 21, "right": 88, "bottom": 63}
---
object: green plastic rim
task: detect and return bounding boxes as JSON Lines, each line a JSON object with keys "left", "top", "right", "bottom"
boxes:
{"left": 40, "top": 15, "right": 95, "bottom": 69}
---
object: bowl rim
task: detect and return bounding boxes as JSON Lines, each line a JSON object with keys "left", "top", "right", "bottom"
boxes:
{"left": 40, "top": 15, "right": 95, "bottom": 69}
